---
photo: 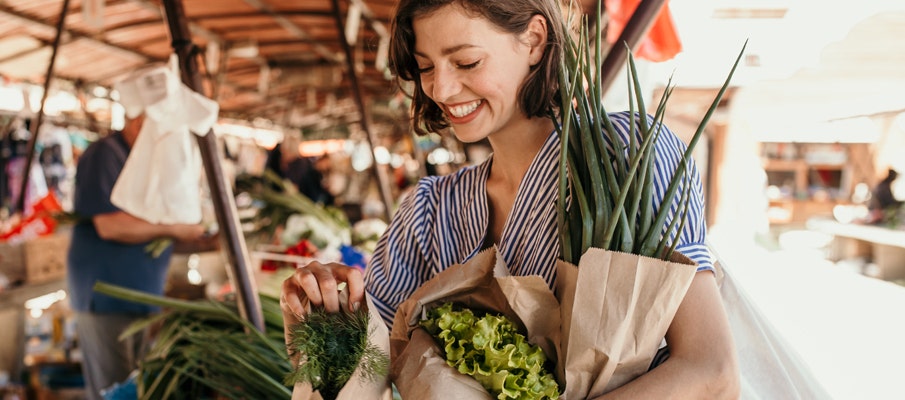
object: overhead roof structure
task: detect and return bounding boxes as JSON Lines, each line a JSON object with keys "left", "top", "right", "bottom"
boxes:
{"left": 0, "top": 0, "right": 409, "bottom": 134}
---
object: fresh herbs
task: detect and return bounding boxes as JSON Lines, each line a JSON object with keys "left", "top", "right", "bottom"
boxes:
{"left": 421, "top": 303, "right": 560, "bottom": 400}
{"left": 555, "top": 7, "right": 745, "bottom": 264}
{"left": 284, "top": 306, "right": 389, "bottom": 400}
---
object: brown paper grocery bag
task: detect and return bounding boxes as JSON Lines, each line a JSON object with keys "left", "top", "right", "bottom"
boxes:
{"left": 390, "top": 247, "right": 562, "bottom": 399}
{"left": 290, "top": 292, "right": 392, "bottom": 400}
{"left": 555, "top": 248, "right": 697, "bottom": 399}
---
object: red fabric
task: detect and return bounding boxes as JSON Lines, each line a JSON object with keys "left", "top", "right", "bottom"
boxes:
{"left": 0, "top": 192, "right": 62, "bottom": 242}
{"left": 604, "top": 0, "right": 682, "bottom": 62}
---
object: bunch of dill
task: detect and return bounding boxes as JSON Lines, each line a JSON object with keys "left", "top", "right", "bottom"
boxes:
{"left": 284, "top": 306, "right": 389, "bottom": 400}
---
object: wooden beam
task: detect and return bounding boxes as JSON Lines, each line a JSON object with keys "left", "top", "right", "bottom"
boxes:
{"left": 599, "top": 0, "right": 668, "bottom": 95}
{"left": 103, "top": 17, "right": 164, "bottom": 33}
{"left": 330, "top": 0, "right": 394, "bottom": 222}
{"left": 16, "top": 0, "right": 71, "bottom": 214}
{"left": 0, "top": 3, "right": 155, "bottom": 62}
{"left": 240, "top": 0, "right": 339, "bottom": 63}
{"left": 0, "top": 43, "right": 51, "bottom": 65}
{"left": 162, "top": 0, "right": 265, "bottom": 332}
{"left": 188, "top": 10, "right": 333, "bottom": 20}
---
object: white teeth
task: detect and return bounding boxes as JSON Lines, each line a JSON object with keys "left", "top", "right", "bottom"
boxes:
{"left": 448, "top": 100, "right": 481, "bottom": 118}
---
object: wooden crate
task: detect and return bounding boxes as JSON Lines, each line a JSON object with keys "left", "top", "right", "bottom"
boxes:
{"left": 23, "top": 234, "right": 70, "bottom": 284}
{"left": 0, "top": 241, "right": 26, "bottom": 285}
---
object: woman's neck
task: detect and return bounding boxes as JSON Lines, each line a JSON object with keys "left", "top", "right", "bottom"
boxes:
{"left": 486, "top": 117, "right": 554, "bottom": 191}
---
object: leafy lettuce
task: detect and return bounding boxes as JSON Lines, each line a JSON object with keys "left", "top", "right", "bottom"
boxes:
{"left": 421, "top": 303, "right": 560, "bottom": 399}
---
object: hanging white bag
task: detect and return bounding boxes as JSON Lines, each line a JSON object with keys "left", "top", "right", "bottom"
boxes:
{"left": 110, "top": 55, "right": 219, "bottom": 224}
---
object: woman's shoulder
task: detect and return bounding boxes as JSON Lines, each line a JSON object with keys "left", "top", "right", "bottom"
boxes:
{"left": 604, "top": 111, "right": 687, "bottom": 150}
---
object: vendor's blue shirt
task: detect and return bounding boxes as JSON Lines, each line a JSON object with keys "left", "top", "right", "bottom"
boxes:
{"left": 67, "top": 132, "right": 172, "bottom": 314}
{"left": 365, "top": 112, "right": 713, "bottom": 328}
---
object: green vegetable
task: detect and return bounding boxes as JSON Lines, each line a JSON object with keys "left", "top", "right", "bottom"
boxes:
{"left": 421, "top": 303, "right": 560, "bottom": 400}
{"left": 238, "top": 169, "right": 351, "bottom": 242}
{"left": 144, "top": 237, "right": 172, "bottom": 258}
{"left": 555, "top": 6, "right": 746, "bottom": 264}
{"left": 284, "top": 307, "right": 389, "bottom": 400}
{"left": 93, "top": 281, "right": 292, "bottom": 400}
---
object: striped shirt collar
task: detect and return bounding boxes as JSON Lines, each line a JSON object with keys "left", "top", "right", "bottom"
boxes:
{"left": 465, "top": 129, "right": 561, "bottom": 265}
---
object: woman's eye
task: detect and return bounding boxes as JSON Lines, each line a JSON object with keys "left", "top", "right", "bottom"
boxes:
{"left": 458, "top": 61, "right": 480, "bottom": 70}
{"left": 417, "top": 66, "right": 434, "bottom": 74}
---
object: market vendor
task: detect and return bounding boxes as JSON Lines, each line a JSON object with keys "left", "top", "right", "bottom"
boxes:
{"left": 66, "top": 70, "right": 210, "bottom": 400}
{"left": 868, "top": 168, "right": 903, "bottom": 223}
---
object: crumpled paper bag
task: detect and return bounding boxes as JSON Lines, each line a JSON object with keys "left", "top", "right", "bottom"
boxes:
{"left": 289, "top": 289, "right": 392, "bottom": 400}
{"left": 110, "top": 55, "right": 219, "bottom": 224}
{"left": 389, "top": 247, "right": 561, "bottom": 399}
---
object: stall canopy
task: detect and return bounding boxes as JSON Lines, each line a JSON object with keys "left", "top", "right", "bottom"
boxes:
{"left": 0, "top": 0, "right": 404, "bottom": 131}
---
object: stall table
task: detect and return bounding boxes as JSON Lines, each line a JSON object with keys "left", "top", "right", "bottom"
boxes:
{"left": 807, "top": 217, "right": 905, "bottom": 280}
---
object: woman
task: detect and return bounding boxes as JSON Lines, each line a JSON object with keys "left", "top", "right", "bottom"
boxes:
{"left": 281, "top": 0, "right": 739, "bottom": 397}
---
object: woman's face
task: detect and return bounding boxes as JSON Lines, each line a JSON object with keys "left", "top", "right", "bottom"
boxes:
{"left": 413, "top": 4, "right": 544, "bottom": 143}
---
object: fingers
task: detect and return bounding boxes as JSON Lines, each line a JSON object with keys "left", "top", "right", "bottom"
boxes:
{"left": 281, "top": 261, "right": 364, "bottom": 314}
{"left": 336, "top": 267, "right": 365, "bottom": 312}
{"left": 280, "top": 276, "right": 307, "bottom": 324}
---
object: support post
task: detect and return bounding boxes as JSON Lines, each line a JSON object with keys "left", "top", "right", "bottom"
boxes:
{"left": 16, "top": 0, "right": 71, "bottom": 214}
{"left": 330, "top": 0, "right": 395, "bottom": 222}
{"left": 599, "top": 0, "right": 667, "bottom": 95}
{"left": 161, "top": 0, "right": 264, "bottom": 332}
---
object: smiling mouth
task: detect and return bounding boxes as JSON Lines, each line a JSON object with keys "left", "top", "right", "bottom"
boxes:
{"left": 447, "top": 100, "right": 482, "bottom": 118}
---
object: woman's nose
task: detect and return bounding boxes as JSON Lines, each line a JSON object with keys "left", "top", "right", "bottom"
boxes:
{"left": 428, "top": 67, "right": 460, "bottom": 102}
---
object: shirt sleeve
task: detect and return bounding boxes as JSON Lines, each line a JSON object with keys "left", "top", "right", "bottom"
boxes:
{"left": 364, "top": 177, "right": 438, "bottom": 328}
{"left": 73, "top": 139, "right": 125, "bottom": 218}
{"left": 610, "top": 112, "right": 714, "bottom": 272}
{"left": 652, "top": 118, "right": 714, "bottom": 272}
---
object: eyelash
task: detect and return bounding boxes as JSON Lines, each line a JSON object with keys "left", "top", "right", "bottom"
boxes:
{"left": 458, "top": 61, "right": 480, "bottom": 70}
{"left": 417, "top": 61, "right": 481, "bottom": 74}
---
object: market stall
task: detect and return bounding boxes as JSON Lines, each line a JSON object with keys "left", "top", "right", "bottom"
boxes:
{"left": 2, "top": 0, "right": 637, "bottom": 397}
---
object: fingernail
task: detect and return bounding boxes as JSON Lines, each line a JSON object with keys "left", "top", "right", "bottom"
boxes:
{"left": 351, "top": 302, "right": 360, "bottom": 312}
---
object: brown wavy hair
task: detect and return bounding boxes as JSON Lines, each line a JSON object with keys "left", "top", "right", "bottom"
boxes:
{"left": 389, "top": 0, "right": 565, "bottom": 136}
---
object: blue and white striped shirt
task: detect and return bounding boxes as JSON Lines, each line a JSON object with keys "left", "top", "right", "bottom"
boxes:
{"left": 364, "top": 112, "right": 713, "bottom": 328}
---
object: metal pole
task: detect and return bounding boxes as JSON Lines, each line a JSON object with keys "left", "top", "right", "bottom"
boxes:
{"left": 161, "top": 0, "right": 264, "bottom": 332}
{"left": 599, "top": 0, "right": 667, "bottom": 95}
{"left": 16, "top": 0, "right": 71, "bottom": 214}
{"left": 330, "top": 0, "right": 394, "bottom": 222}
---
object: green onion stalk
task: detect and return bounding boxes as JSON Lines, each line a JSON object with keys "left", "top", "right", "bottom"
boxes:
{"left": 93, "top": 282, "right": 292, "bottom": 400}
{"left": 555, "top": 4, "right": 746, "bottom": 264}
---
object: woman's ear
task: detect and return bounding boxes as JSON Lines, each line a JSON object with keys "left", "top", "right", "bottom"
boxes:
{"left": 524, "top": 14, "right": 548, "bottom": 66}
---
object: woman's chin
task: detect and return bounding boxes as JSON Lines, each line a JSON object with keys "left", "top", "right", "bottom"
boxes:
{"left": 449, "top": 128, "right": 488, "bottom": 144}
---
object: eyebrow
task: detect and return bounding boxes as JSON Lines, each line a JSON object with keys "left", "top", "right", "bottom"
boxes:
{"left": 414, "top": 44, "right": 478, "bottom": 58}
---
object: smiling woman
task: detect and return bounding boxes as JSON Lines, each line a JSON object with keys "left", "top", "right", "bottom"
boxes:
{"left": 280, "top": 0, "right": 740, "bottom": 399}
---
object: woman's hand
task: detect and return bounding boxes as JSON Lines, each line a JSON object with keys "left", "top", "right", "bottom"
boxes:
{"left": 280, "top": 260, "right": 365, "bottom": 320}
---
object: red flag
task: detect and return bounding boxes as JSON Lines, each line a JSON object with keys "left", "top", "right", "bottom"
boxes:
{"left": 605, "top": 0, "right": 682, "bottom": 62}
